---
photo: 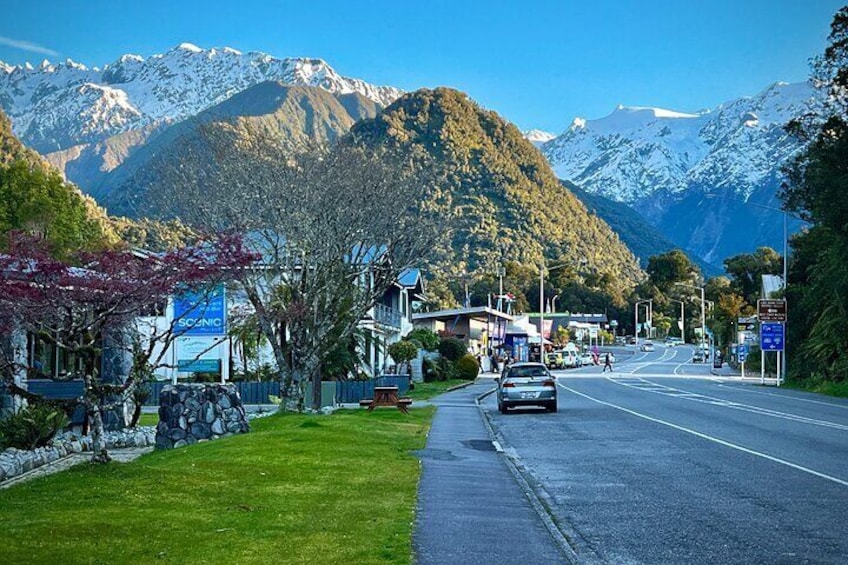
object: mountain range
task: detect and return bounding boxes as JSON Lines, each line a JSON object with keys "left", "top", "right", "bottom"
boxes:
{"left": 0, "top": 43, "right": 815, "bottom": 269}
{"left": 0, "top": 43, "right": 401, "bottom": 154}
{"left": 539, "top": 81, "right": 816, "bottom": 263}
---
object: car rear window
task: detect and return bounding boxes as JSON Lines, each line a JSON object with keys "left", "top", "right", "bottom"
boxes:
{"left": 508, "top": 367, "right": 548, "bottom": 378}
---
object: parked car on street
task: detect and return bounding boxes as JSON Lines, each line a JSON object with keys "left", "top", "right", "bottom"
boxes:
{"left": 545, "top": 350, "right": 565, "bottom": 370}
{"left": 580, "top": 352, "right": 596, "bottom": 366}
{"left": 497, "top": 362, "right": 558, "bottom": 413}
{"left": 640, "top": 341, "right": 655, "bottom": 352}
{"left": 554, "top": 349, "right": 578, "bottom": 368}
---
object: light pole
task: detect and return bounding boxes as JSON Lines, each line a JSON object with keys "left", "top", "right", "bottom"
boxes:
{"left": 669, "top": 299, "right": 685, "bottom": 340}
{"left": 540, "top": 263, "right": 570, "bottom": 354}
{"left": 496, "top": 266, "right": 505, "bottom": 312}
{"left": 676, "top": 283, "right": 705, "bottom": 353}
{"left": 635, "top": 299, "right": 653, "bottom": 340}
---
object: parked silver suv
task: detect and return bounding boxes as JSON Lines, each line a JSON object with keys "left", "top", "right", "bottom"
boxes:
{"left": 497, "top": 362, "right": 558, "bottom": 413}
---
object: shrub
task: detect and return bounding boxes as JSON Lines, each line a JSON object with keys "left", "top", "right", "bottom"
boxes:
{"left": 438, "top": 337, "right": 467, "bottom": 362}
{"left": 407, "top": 329, "right": 441, "bottom": 352}
{"left": 422, "top": 357, "right": 440, "bottom": 382}
{"left": 388, "top": 340, "right": 419, "bottom": 373}
{"left": 0, "top": 404, "right": 69, "bottom": 450}
{"left": 436, "top": 357, "right": 458, "bottom": 381}
{"left": 456, "top": 354, "right": 480, "bottom": 380}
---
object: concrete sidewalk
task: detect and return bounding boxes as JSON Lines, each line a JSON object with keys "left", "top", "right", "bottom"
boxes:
{"left": 413, "top": 381, "right": 570, "bottom": 564}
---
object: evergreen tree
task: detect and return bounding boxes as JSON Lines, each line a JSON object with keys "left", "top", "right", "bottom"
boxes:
{"left": 780, "top": 6, "right": 848, "bottom": 382}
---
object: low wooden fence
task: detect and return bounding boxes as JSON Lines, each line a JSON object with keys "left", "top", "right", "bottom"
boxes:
{"left": 143, "top": 376, "right": 410, "bottom": 406}
{"left": 13, "top": 376, "right": 410, "bottom": 408}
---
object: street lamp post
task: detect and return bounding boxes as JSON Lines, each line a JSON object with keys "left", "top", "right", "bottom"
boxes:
{"left": 635, "top": 299, "right": 653, "bottom": 340}
{"left": 669, "top": 299, "right": 685, "bottom": 340}
{"left": 540, "top": 263, "right": 570, "bottom": 354}
{"left": 676, "top": 283, "right": 706, "bottom": 353}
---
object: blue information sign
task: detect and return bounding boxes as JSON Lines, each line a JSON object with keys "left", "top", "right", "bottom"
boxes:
{"left": 173, "top": 285, "right": 227, "bottom": 336}
{"left": 760, "top": 323, "right": 785, "bottom": 351}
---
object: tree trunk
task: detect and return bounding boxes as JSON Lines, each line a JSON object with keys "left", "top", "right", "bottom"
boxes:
{"left": 311, "top": 373, "right": 322, "bottom": 411}
{"left": 85, "top": 373, "right": 111, "bottom": 463}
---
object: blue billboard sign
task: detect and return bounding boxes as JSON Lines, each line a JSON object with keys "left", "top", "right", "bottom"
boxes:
{"left": 760, "top": 323, "right": 785, "bottom": 352}
{"left": 173, "top": 285, "right": 227, "bottom": 336}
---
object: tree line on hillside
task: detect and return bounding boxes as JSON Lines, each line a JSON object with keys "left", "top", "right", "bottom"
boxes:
{"left": 780, "top": 6, "right": 848, "bottom": 385}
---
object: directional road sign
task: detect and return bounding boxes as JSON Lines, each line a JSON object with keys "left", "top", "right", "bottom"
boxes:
{"left": 760, "top": 322, "right": 785, "bottom": 351}
{"left": 758, "top": 299, "right": 787, "bottom": 322}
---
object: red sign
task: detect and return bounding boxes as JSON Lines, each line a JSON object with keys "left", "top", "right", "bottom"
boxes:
{"left": 757, "top": 299, "right": 787, "bottom": 322}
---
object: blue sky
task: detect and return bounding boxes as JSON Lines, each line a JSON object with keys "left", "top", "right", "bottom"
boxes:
{"left": 1, "top": 0, "right": 843, "bottom": 132}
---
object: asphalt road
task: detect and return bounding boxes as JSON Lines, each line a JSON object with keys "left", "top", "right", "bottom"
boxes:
{"left": 483, "top": 345, "right": 848, "bottom": 564}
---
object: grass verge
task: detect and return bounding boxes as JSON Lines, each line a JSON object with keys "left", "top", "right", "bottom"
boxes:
{"left": 407, "top": 379, "right": 471, "bottom": 400}
{"left": 783, "top": 379, "right": 848, "bottom": 398}
{"left": 0, "top": 407, "right": 434, "bottom": 564}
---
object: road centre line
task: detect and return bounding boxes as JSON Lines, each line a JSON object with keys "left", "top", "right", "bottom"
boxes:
{"left": 557, "top": 382, "right": 848, "bottom": 488}
{"left": 607, "top": 378, "right": 848, "bottom": 432}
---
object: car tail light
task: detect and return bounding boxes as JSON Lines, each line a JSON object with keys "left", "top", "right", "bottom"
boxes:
{"left": 502, "top": 382, "right": 515, "bottom": 388}
{"left": 542, "top": 380, "right": 556, "bottom": 387}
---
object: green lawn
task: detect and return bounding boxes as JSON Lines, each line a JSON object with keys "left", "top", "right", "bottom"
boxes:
{"left": 136, "top": 413, "right": 159, "bottom": 427}
{"left": 407, "top": 379, "right": 472, "bottom": 400}
{"left": 0, "top": 407, "right": 434, "bottom": 564}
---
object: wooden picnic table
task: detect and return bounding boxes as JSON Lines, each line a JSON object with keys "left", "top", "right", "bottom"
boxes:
{"left": 359, "top": 385, "right": 413, "bottom": 414}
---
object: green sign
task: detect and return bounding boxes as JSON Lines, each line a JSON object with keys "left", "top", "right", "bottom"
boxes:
{"left": 177, "top": 359, "right": 221, "bottom": 373}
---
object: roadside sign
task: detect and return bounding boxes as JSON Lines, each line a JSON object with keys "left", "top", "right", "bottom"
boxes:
{"left": 738, "top": 353, "right": 747, "bottom": 363}
{"left": 737, "top": 316, "right": 758, "bottom": 331}
{"left": 760, "top": 323, "right": 785, "bottom": 351}
{"left": 738, "top": 344, "right": 748, "bottom": 355}
{"left": 758, "top": 299, "right": 787, "bottom": 322}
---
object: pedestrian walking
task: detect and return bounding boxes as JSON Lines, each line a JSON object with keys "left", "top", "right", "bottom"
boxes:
{"left": 603, "top": 352, "right": 613, "bottom": 372}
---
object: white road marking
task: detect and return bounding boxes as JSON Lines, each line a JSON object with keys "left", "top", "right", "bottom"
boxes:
{"left": 606, "top": 378, "right": 848, "bottom": 431}
{"left": 715, "top": 383, "right": 848, "bottom": 410}
{"left": 558, "top": 382, "right": 848, "bottom": 488}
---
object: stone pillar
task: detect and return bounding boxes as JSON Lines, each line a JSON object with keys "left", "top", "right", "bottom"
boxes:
{"left": 99, "top": 329, "right": 133, "bottom": 430}
{"left": 155, "top": 383, "right": 249, "bottom": 449}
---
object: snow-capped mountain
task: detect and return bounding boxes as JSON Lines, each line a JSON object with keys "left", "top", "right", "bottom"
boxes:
{"left": 0, "top": 43, "right": 403, "bottom": 153}
{"left": 522, "top": 129, "right": 556, "bottom": 147}
{"left": 542, "top": 82, "right": 816, "bottom": 206}
{"left": 541, "top": 82, "right": 818, "bottom": 263}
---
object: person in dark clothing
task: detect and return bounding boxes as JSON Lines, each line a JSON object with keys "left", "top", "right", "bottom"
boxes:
{"left": 603, "top": 352, "right": 613, "bottom": 372}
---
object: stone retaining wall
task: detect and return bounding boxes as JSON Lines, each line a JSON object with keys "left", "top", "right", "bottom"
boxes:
{"left": 0, "top": 428, "right": 155, "bottom": 483}
{"left": 155, "top": 383, "right": 249, "bottom": 449}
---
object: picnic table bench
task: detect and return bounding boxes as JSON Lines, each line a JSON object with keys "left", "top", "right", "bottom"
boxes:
{"left": 359, "top": 386, "right": 413, "bottom": 414}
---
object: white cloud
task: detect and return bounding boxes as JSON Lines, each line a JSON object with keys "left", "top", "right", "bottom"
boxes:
{"left": 0, "top": 36, "right": 58, "bottom": 57}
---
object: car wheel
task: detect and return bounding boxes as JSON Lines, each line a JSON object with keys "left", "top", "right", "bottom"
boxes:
{"left": 546, "top": 401, "right": 557, "bottom": 413}
{"left": 499, "top": 402, "right": 508, "bottom": 414}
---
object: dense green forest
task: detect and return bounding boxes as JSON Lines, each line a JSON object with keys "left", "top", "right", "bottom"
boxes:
{"left": 348, "top": 87, "right": 645, "bottom": 308}
{"left": 780, "top": 6, "right": 848, "bottom": 385}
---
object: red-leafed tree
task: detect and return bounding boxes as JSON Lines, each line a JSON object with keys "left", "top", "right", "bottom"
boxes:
{"left": 0, "top": 231, "right": 257, "bottom": 462}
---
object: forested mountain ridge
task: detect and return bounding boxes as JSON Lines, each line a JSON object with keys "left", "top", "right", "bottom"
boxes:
{"left": 0, "top": 108, "right": 193, "bottom": 253}
{"left": 95, "top": 83, "right": 380, "bottom": 214}
{"left": 0, "top": 108, "right": 118, "bottom": 253}
{"left": 348, "top": 88, "right": 645, "bottom": 299}
{"left": 563, "top": 179, "right": 720, "bottom": 275}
